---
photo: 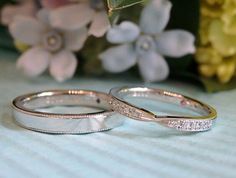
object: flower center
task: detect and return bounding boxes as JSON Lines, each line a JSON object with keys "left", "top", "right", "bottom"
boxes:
{"left": 136, "top": 35, "right": 156, "bottom": 54}
{"left": 90, "top": 0, "right": 104, "bottom": 11}
{"left": 43, "top": 30, "right": 63, "bottom": 52}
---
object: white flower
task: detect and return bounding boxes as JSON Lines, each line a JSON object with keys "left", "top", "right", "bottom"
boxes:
{"left": 99, "top": 0, "right": 196, "bottom": 82}
{"left": 49, "top": 0, "right": 110, "bottom": 37}
{"left": 9, "top": 9, "right": 87, "bottom": 82}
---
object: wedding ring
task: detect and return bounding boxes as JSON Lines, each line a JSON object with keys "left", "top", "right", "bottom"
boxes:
{"left": 12, "top": 90, "right": 124, "bottom": 134}
{"left": 110, "top": 86, "right": 217, "bottom": 132}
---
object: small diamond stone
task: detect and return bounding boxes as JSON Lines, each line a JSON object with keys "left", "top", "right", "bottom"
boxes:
{"left": 168, "top": 120, "right": 213, "bottom": 131}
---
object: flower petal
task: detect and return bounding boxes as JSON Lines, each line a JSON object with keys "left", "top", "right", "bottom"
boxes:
{"left": 106, "top": 21, "right": 140, "bottom": 44}
{"left": 50, "top": 4, "right": 95, "bottom": 30}
{"left": 156, "top": 30, "right": 195, "bottom": 57}
{"left": 9, "top": 16, "right": 46, "bottom": 45}
{"left": 17, "top": 47, "right": 50, "bottom": 77}
{"left": 37, "top": 9, "right": 50, "bottom": 25}
{"left": 64, "top": 27, "right": 88, "bottom": 51}
{"left": 49, "top": 50, "right": 78, "bottom": 82}
{"left": 138, "top": 51, "right": 169, "bottom": 82}
{"left": 1, "top": 0, "right": 36, "bottom": 26}
{"left": 89, "top": 11, "right": 110, "bottom": 37}
{"left": 99, "top": 44, "right": 137, "bottom": 72}
{"left": 140, "top": 0, "right": 172, "bottom": 34}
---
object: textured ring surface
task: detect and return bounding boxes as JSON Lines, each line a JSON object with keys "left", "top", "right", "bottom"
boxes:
{"left": 110, "top": 86, "right": 217, "bottom": 132}
{"left": 12, "top": 89, "right": 124, "bottom": 134}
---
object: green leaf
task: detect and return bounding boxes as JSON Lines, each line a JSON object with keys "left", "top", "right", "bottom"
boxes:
{"left": 108, "top": 9, "right": 121, "bottom": 24}
{"left": 107, "top": 0, "right": 144, "bottom": 23}
{"left": 107, "top": 0, "right": 144, "bottom": 11}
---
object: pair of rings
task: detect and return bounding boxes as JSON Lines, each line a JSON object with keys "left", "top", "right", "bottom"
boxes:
{"left": 12, "top": 86, "right": 217, "bottom": 134}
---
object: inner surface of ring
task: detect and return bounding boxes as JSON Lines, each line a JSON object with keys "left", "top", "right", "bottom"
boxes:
{"left": 116, "top": 87, "right": 212, "bottom": 116}
{"left": 16, "top": 90, "right": 111, "bottom": 112}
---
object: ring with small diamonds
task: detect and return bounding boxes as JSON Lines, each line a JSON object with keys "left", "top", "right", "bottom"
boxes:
{"left": 12, "top": 90, "right": 124, "bottom": 134}
{"left": 109, "top": 86, "right": 217, "bottom": 132}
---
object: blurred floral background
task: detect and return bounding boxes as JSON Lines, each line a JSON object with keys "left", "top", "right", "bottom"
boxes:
{"left": 0, "top": 0, "right": 236, "bottom": 92}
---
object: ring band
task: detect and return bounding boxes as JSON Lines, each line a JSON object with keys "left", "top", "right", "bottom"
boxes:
{"left": 12, "top": 90, "right": 124, "bottom": 134}
{"left": 109, "top": 86, "right": 217, "bottom": 132}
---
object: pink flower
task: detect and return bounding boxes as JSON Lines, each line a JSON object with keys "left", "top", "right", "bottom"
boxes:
{"left": 49, "top": 0, "right": 110, "bottom": 37}
{"left": 1, "top": 0, "right": 37, "bottom": 26}
{"left": 10, "top": 9, "right": 87, "bottom": 82}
